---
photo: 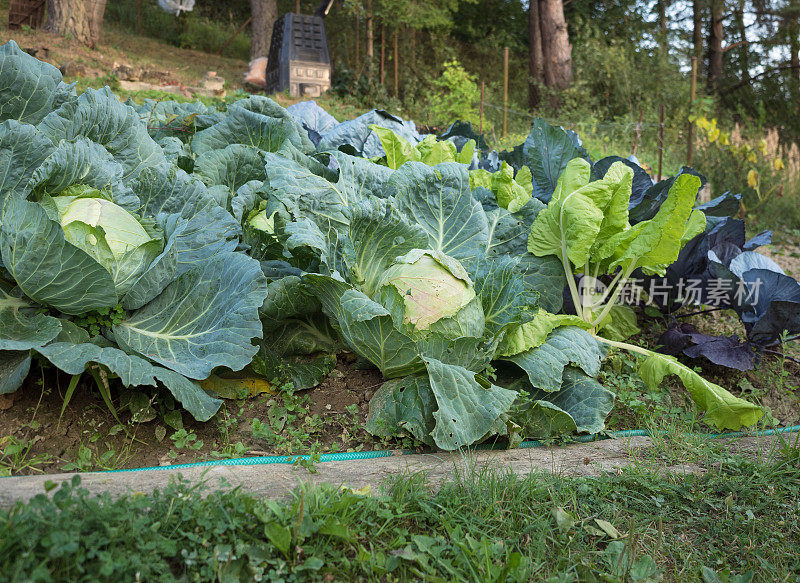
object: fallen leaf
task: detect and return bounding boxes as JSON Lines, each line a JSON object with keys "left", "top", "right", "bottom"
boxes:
{"left": 200, "top": 375, "right": 273, "bottom": 399}
{"left": 594, "top": 518, "right": 624, "bottom": 539}
{"left": 0, "top": 394, "right": 14, "bottom": 410}
{"left": 552, "top": 507, "right": 576, "bottom": 533}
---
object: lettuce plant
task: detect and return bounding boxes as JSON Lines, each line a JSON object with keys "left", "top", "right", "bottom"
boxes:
{"left": 521, "top": 158, "right": 763, "bottom": 429}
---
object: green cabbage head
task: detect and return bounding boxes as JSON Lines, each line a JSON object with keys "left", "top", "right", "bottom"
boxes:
{"left": 47, "top": 190, "right": 162, "bottom": 290}
{"left": 376, "top": 249, "right": 484, "bottom": 337}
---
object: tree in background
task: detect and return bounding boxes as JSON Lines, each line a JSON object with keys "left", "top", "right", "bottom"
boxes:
{"left": 250, "top": 0, "right": 278, "bottom": 60}
{"left": 46, "top": 0, "right": 107, "bottom": 47}
{"left": 539, "top": 0, "right": 572, "bottom": 95}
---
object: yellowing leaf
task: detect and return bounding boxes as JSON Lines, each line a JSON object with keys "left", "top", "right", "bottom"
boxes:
{"left": 594, "top": 518, "right": 624, "bottom": 539}
{"left": 747, "top": 169, "right": 758, "bottom": 188}
{"left": 773, "top": 158, "right": 785, "bottom": 171}
{"left": 200, "top": 375, "right": 273, "bottom": 399}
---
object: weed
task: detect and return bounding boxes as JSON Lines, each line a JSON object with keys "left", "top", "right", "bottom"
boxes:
{"left": 0, "top": 436, "right": 53, "bottom": 476}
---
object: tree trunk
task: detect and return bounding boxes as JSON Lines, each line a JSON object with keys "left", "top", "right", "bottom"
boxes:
{"left": 366, "top": 0, "right": 374, "bottom": 60}
{"left": 540, "top": 0, "right": 572, "bottom": 93}
{"left": 380, "top": 25, "right": 386, "bottom": 85}
{"left": 692, "top": 0, "right": 703, "bottom": 62}
{"left": 735, "top": 0, "right": 749, "bottom": 82}
{"left": 355, "top": 11, "right": 360, "bottom": 69}
{"left": 46, "top": 0, "right": 107, "bottom": 48}
{"left": 528, "top": 0, "right": 544, "bottom": 110}
{"left": 250, "top": 0, "right": 277, "bottom": 60}
{"left": 788, "top": 9, "right": 800, "bottom": 102}
{"left": 657, "top": 0, "right": 669, "bottom": 52}
{"left": 707, "top": 0, "right": 724, "bottom": 89}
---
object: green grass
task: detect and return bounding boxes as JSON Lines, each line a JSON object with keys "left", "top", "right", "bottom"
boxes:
{"left": 2, "top": 445, "right": 798, "bottom": 582}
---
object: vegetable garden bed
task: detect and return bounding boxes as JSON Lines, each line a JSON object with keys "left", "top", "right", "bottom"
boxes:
{"left": 0, "top": 39, "right": 799, "bottom": 476}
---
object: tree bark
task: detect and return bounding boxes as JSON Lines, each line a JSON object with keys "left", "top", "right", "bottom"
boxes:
{"left": 735, "top": 0, "right": 749, "bottom": 81}
{"left": 657, "top": 0, "right": 669, "bottom": 52}
{"left": 380, "top": 25, "right": 386, "bottom": 85}
{"left": 366, "top": 0, "right": 374, "bottom": 60}
{"left": 46, "top": 0, "right": 107, "bottom": 48}
{"left": 528, "top": 0, "right": 544, "bottom": 110}
{"left": 707, "top": 0, "right": 725, "bottom": 89}
{"left": 250, "top": 0, "right": 277, "bottom": 60}
{"left": 540, "top": 0, "right": 572, "bottom": 92}
{"left": 692, "top": 0, "right": 703, "bottom": 62}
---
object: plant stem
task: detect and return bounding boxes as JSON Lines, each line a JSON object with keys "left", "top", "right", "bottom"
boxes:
{"left": 563, "top": 256, "right": 584, "bottom": 320}
{"left": 590, "top": 263, "right": 637, "bottom": 328}
{"left": 591, "top": 334, "right": 654, "bottom": 358}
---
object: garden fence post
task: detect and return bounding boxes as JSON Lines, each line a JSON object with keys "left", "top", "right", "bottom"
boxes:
{"left": 394, "top": 29, "right": 398, "bottom": 99}
{"left": 503, "top": 46, "right": 509, "bottom": 139}
{"left": 480, "top": 81, "right": 485, "bottom": 135}
{"left": 688, "top": 56, "right": 698, "bottom": 166}
{"left": 658, "top": 104, "right": 665, "bottom": 181}
{"left": 631, "top": 109, "right": 644, "bottom": 156}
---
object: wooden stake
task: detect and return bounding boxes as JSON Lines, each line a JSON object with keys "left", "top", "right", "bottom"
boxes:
{"left": 394, "top": 29, "right": 399, "bottom": 99}
{"left": 137, "top": 0, "right": 142, "bottom": 36}
{"left": 480, "top": 81, "right": 485, "bottom": 135}
{"left": 687, "top": 56, "right": 698, "bottom": 166}
{"left": 295, "top": 0, "right": 300, "bottom": 14}
{"left": 658, "top": 104, "right": 665, "bottom": 181}
{"left": 217, "top": 16, "right": 251, "bottom": 56}
{"left": 631, "top": 109, "right": 644, "bottom": 156}
{"left": 503, "top": 47, "right": 509, "bottom": 139}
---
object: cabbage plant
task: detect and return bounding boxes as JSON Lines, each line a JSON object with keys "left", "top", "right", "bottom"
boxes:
{"left": 0, "top": 42, "right": 268, "bottom": 420}
{"left": 253, "top": 151, "right": 620, "bottom": 450}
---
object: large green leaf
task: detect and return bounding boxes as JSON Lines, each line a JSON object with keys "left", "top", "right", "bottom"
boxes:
{"left": 0, "top": 40, "right": 63, "bottom": 124}
{"left": 528, "top": 159, "right": 633, "bottom": 268}
{"left": 119, "top": 218, "right": 182, "bottom": 310}
{"left": 304, "top": 274, "right": 423, "bottom": 378}
{"left": 229, "top": 95, "right": 293, "bottom": 120}
{"left": 194, "top": 144, "right": 267, "bottom": 195}
{"left": 469, "top": 255, "right": 538, "bottom": 337}
{"left": 38, "top": 87, "right": 166, "bottom": 181}
{"left": 511, "top": 398, "right": 578, "bottom": 440}
{"left": 130, "top": 164, "right": 230, "bottom": 222}
{"left": 603, "top": 174, "right": 704, "bottom": 275}
{"left": 0, "top": 349, "right": 31, "bottom": 394}
{"left": 638, "top": 351, "right": 762, "bottom": 430}
{"left": 28, "top": 138, "right": 138, "bottom": 210}
{"left": 260, "top": 314, "right": 340, "bottom": 356}
{"left": 0, "top": 287, "right": 62, "bottom": 350}
{"left": 541, "top": 367, "right": 615, "bottom": 434}
{"left": 36, "top": 342, "right": 221, "bottom": 420}
{"left": 365, "top": 375, "right": 436, "bottom": 446}
{"left": 498, "top": 310, "right": 589, "bottom": 357}
{"left": 425, "top": 356, "right": 517, "bottom": 450}
{"left": 264, "top": 151, "right": 390, "bottom": 233}
{"left": 113, "top": 251, "right": 267, "bottom": 380}
{"left": 0, "top": 120, "right": 54, "bottom": 199}
{"left": 347, "top": 199, "right": 429, "bottom": 297}
{"left": 130, "top": 164, "right": 240, "bottom": 275}
{"left": 0, "top": 195, "right": 117, "bottom": 314}
{"left": 191, "top": 107, "right": 312, "bottom": 155}
{"left": 500, "top": 327, "right": 602, "bottom": 392}
{"left": 391, "top": 162, "right": 489, "bottom": 259}
{"left": 260, "top": 275, "right": 320, "bottom": 329}
{"left": 522, "top": 118, "right": 591, "bottom": 203}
